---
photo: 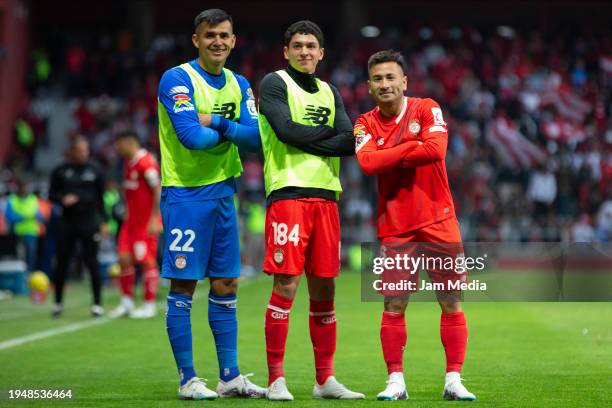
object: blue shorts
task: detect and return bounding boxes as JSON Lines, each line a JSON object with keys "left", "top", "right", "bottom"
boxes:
{"left": 160, "top": 195, "right": 240, "bottom": 280}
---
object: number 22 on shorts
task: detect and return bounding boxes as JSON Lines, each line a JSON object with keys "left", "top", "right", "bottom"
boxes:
{"left": 272, "top": 222, "right": 299, "bottom": 246}
{"left": 169, "top": 228, "right": 195, "bottom": 252}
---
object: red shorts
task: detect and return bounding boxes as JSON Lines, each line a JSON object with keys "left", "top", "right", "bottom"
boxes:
{"left": 117, "top": 224, "right": 159, "bottom": 264}
{"left": 263, "top": 198, "right": 340, "bottom": 277}
{"left": 379, "top": 217, "right": 466, "bottom": 297}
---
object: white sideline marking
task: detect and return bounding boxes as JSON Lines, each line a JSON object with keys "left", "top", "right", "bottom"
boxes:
{"left": 0, "top": 275, "right": 264, "bottom": 351}
{"left": 0, "top": 318, "right": 110, "bottom": 351}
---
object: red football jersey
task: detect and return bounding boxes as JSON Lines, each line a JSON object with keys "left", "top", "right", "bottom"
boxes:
{"left": 355, "top": 96, "right": 456, "bottom": 239}
{"left": 123, "top": 149, "right": 160, "bottom": 229}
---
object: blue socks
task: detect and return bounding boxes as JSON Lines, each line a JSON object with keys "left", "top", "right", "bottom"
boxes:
{"left": 208, "top": 292, "right": 240, "bottom": 382}
{"left": 166, "top": 292, "right": 196, "bottom": 386}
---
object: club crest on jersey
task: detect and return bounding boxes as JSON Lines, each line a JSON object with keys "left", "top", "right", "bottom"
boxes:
{"left": 175, "top": 254, "right": 187, "bottom": 269}
{"left": 409, "top": 119, "right": 421, "bottom": 135}
{"left": 173, "top": 94, "right": 194, "bottom": 113}
{"left": 274, "top": 248, "right": 284, "bottom": 264}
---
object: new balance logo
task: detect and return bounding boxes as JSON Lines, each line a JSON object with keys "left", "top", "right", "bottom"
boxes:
{"left": 212, "top": 102, "right": 237, "bottom": 120}
{"left": 303, "top": 105, "right": 331, "bottom": 125}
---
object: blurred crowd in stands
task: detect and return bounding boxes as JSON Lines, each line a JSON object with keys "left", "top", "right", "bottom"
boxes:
{"left": 2, "top": 23, "right": 612, "bottom": 274}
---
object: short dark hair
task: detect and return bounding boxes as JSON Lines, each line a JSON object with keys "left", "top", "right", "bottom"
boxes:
{"left": 368, "top": 49, "right": 405, "bottom": 72}
{"left": 284, "top": 20, "right": 324, "bottom": 47}
{"left": 194, "top": 9, "right": 233, "bottom": 31}
{"left": 115, "top": 130, "right": 140, "bottom": 143}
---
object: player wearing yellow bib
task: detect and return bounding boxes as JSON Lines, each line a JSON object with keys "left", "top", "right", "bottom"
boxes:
{"left": 157, "top": 9, "right": 265, "bottom": 401}
{"left": 258, "top": 20, "right": 363, "bottom": 400}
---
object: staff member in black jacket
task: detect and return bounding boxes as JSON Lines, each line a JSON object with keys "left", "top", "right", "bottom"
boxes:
{"left": 49, "top": 136, "right": 107, "bottom": 318}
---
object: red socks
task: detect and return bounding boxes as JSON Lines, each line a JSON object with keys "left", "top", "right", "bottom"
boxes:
{"left": 440, "top": 311, "right": 468, "bottom": 373}
{"left": 309, "top": 299, "right": 336, "bottom": 385}
{"left": 143, "top": 266, "right": 159, "bottom": 302}
{"left": 265, "top": 292, "right": 293, "bottom": 385}
{"left": 379, "top": 311, "right": 467, "bottom": 375}
{"left": 380, "top": 311, "right": 407, "bottom": 374}
{"left": 119, "top": 266, "right": 135, "bottom": 298}
{"left": 119, "top": 265, "right": 159, "bottom": 302}
{"left": 265, "top": 294, "right": 338, "bottom": 386}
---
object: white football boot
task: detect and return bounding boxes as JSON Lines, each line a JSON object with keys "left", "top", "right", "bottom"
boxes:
{"left": 443, "top": 372, "right": 476, "bottom": 401}
{"left": 267, "top": 377, "right": 294, "bottom": 401}
{"left": 108, "top": 296, "right": 134, "bottom": 319}
{"left": 90, "top": 304, "right": 104, "bottom": 318}
{"left": 216, "top": 373, "right": 267, "bottom": 398}
{"left": 130, "top": 302, "right": 156, "bottom": 319}
{"left": 178, "top": 377, "right": 218, "bottom": 400}
{"left": 313, "top": 376, "right": 365, "bottom": 399}
{"left": 377, "top": 372, "right": 408, "bottom": 400}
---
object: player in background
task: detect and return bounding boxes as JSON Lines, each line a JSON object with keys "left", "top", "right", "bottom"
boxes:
{"left": 109, "top": 130, "right": 161, "bottom": 319}
{"left": 157, "top": 9, "right": 265, "bottom": 400}
{"left": 354, "top": 50, "right": 476, "bottom": 401}
{"left": 258, "top": 20, "right": 362, "bottom": 401}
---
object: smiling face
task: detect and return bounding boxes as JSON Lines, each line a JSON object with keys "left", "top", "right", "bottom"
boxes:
{"left": 368, "top": 61, "right": 407, "bottom": 107}
{"left": 284, "top": 33, "right": 324, "bottom": 74}
{"left": 192, "top": 19, "right": 235, "bottom": 74}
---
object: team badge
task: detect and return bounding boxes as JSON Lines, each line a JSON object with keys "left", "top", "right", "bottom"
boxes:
{"left": 175, "top": 254, "right": 187, "bottom": 269}
{"left": 409, "top": 119, "right": 421, "bottom": 134}
{"left": 274, "top": 248, "right": 284, "bottom": 264}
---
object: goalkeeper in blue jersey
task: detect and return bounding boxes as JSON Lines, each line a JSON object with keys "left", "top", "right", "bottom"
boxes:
{"left": 157, "top": 8, "right": 265, "bottom": 400}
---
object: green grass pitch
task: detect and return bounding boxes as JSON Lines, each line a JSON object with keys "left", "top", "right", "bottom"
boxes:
{"left": 0, "top": 272, "right": 611, "bottom": 407}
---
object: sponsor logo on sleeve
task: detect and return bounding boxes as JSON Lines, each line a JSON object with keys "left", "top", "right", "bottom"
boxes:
{"left": 173, "top": 94, "right": 195, "bottom": 113}
{"left": 431, "top": 107, "right": 446, "bottom": 126}
{"left": 246, "top": 99, "right": 257, "bottom": 117}
{"left": 169, "top": 85, "right": 190, "bottom": 95}
{"left": 429, "top": 107, "right": 448, "bottom": 133}
{"left": 355, "top": 133, "right": 372, "bottom": 153}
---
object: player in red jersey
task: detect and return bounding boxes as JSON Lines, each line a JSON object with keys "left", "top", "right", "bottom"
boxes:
{"left": 355, "top": 50, "right": 476, "bottom": 401}
{"left": 110, "top": 130, "right": 162, "bottom": 319}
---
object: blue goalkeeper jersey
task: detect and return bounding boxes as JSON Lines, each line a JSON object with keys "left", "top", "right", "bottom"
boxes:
{"left": 158, "top": 59, "right": 259, "bottom": 202}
